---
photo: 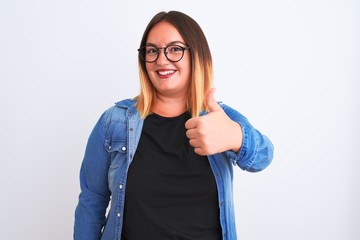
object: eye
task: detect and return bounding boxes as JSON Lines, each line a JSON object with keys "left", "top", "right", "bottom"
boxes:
{"left": 146, "top": 47, "right": 158, "bottom": 55}
{"left": 168, "top": 45, "right": 183, "bottom": 53}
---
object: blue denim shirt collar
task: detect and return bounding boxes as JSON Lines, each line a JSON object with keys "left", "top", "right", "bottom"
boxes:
{"left": 115, "top": 98, "right": 136, "bottom": 109}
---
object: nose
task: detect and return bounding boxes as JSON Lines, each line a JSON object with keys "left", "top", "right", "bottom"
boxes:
{"left": 156, "top": 48, "right": 169, "bottom": 65}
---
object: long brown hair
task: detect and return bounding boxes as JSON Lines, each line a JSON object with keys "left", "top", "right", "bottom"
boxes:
{"left": 135, "top": 11, "right": 213, "bottom": 118}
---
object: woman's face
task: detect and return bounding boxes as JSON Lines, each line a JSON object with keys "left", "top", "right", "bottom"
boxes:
{"left": 145, "top": 21, "right": 191, "bottom": 99}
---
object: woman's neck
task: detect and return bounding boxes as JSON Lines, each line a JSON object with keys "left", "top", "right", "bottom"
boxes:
{"left": 151, "top": 95, "right": 187, "bottom": 117}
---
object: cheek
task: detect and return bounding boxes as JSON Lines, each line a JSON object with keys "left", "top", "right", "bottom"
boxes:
{"left": 145, "top": 64, "right": 156, "bottom": 81}
{"left": 181, "top": 62, "right": 192, "bottom": 80}
{"left": 178, "top": 56, "right": 191, "bottom": 77}
{"left": 145, "top": 64, "right": 151, "bottom": 74}
{"left": 185, "top": 56, "right": 192, "bottom": 75}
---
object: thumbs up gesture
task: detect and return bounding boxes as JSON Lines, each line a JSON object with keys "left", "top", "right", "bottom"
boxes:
{"left": 185, "top": 88, "right": 243, "bottom": 156}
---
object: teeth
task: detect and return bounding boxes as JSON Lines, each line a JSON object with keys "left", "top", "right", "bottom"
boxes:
{"left": 158, "top": 70, "right": 175, "bottom": 76}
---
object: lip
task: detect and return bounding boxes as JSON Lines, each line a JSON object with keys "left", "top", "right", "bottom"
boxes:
{"left": 156, "top": 69, "right": 176, "bottom": 79}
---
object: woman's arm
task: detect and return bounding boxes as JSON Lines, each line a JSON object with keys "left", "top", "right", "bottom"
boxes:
{"left": 74, "top": 112, "right": 111, "bottom": 240}
{"left": 185, "top": 88, "right": 273, "bottom": 172}
{"left": 221, "top": 103, "right": 274, "bottom": 172}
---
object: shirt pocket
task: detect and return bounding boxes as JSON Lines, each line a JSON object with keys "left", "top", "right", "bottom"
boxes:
{"left": 104, "top": 139, "right": 128, "bottom": 169}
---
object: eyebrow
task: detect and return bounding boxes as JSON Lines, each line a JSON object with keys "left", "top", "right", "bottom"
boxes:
{"left": 145, "top": 41, "right": 188, "bottom": 47}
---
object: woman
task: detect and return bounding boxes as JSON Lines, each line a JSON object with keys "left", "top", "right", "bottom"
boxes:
{"left": 74, "top": 11, "right": 273, "bottom": 240}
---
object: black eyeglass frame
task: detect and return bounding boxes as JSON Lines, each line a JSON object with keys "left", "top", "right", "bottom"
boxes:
{"left": 137, "top": 45, "right": 190, "bottom": 63}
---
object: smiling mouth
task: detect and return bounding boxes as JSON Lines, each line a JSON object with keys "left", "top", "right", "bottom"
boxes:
{"left": 157, "top": 70, "right": 175, "bottom": 76}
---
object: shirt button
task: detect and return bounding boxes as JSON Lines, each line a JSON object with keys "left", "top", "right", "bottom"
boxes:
{"left": 117, "top": 212, "right": 121, "bottom": 217}
{"left": 108, "top": 145, "right": 112, "bottom": 150}
{"left": 220, "top": 202, "right": 224, "bottom": 206}
{"left": 119, "top": 184, "right": 123, "bottom": 189}
{"left": 130, "top": 128, "right": 133, "bottom": 131}
{"left": 121, "top": 146, "right": 126, "bottom": 152}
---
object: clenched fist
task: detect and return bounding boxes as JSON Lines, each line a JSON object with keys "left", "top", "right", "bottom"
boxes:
{"left": 185, "top": 88, "right": 243, "bottom": 156}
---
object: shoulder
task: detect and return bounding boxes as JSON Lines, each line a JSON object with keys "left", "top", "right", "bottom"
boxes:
{"left": 114, "top": 98, "right": 137, "bottom": 108}
{"left": 218, "top": 101, "right": 249, "bottom": 122}
{"left": 218, "top": 101, "right": 243, "bottom": 115}
{"left": 100, "top": 98, "right": 138, "bottom": 125}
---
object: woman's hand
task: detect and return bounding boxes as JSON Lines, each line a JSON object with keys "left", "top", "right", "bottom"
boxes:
{"left": 185, "top": 88, "right": 243, "bottom": 156}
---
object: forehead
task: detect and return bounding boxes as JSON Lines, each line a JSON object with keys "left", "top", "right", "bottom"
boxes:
{"left": 146, "top": 21, "right": 185, "bottom": 45}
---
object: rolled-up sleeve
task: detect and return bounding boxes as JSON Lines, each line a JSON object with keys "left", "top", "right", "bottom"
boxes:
{"left": 221, "top": 103, "right": 274, "bottom": 172}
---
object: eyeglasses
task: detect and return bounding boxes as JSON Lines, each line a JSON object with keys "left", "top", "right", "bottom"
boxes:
{"left": 138, "top": 44, "right": 190, "bottom": 63}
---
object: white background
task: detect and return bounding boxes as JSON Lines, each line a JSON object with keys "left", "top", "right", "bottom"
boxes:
{"left": 1, "top": 0, "right": 359, "bottom": 239}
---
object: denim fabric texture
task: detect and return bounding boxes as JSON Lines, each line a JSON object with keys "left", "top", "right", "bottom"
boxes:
{"left": 74, "top": 98, "right": 273, "bottom": 240}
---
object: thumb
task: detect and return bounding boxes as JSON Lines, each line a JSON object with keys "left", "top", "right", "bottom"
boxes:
{"left": 206, "top": 88, "right": 221, "bottom": 112}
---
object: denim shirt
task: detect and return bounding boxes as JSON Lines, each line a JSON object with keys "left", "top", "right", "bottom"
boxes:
{"left": 74, "top": 99, "right": 273, "bottom": 240}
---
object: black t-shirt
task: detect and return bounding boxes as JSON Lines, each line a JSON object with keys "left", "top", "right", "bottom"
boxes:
{"left": 121, "top": 111, "right": 222, "bottom": 240}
